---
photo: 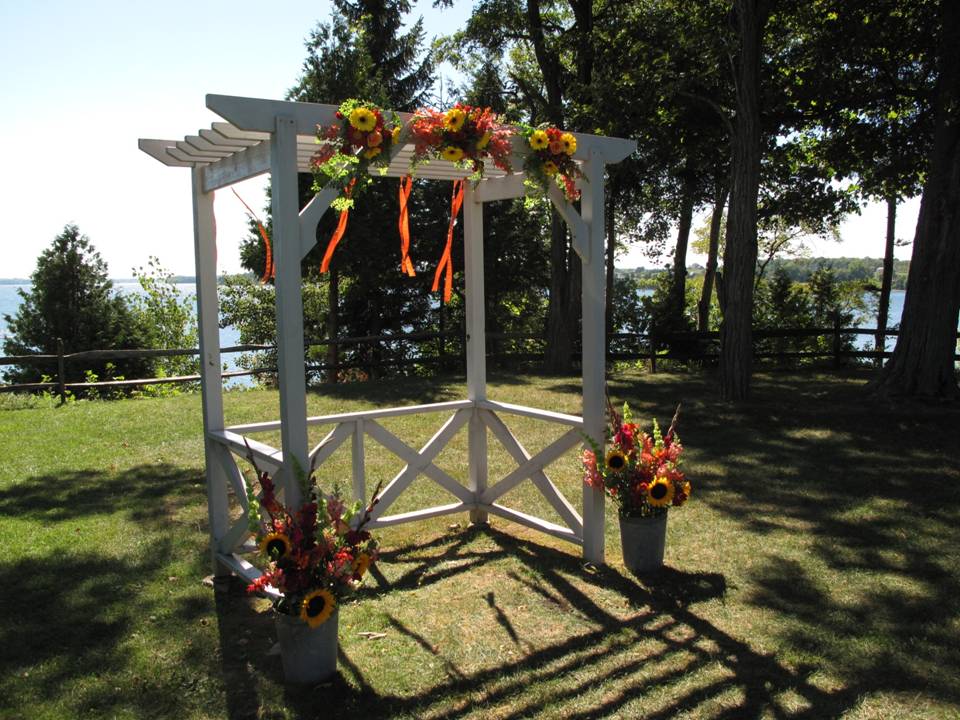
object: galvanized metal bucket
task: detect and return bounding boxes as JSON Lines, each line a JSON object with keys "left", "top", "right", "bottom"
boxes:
{"left": 275, "top": 608, "right": 339, "bottom": 684}
{"left": 619, "top": 513, "right": 668, "bottom": 574}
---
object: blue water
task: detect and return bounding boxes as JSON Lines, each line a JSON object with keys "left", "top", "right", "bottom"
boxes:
{"left": 0, "top": 282, "right": 243, "bottom": 375}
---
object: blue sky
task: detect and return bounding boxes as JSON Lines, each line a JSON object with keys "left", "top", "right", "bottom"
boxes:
{"left": 0, "top": 1, "right": 918, "bottom": 278}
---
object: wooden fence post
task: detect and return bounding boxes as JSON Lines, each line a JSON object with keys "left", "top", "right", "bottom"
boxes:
{"left": 56, "top": 338, "right": 66, "bottom": 406}
{"left": 832, "top": 316, "right": 842, "bottom": 369}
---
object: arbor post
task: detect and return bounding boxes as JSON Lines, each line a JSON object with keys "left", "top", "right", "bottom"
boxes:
{"left": 464, "top": 183, "right": 488, "bottom": 526}
{"left": 191, "top": 165, "right": 229, "bottom": 575}
{"left": 271, "top": 115, "right": 310, "bottom": 506}
{"left": 56, "top": 338, "right": 66, "bottom": 406}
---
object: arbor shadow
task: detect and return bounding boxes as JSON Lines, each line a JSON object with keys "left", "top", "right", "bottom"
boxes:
{"left": 211, "top": 526, "right": 883, "bottom": 719}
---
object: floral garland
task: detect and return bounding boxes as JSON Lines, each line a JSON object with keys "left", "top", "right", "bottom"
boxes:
{"left": 520, "top": 124, "right": 582, "bottom": 201}
{"left": 582, "top": 401, "right": 690, "bottom": 519}
{"left": 409, "top": 104, "right": 513, "bottom": 176}
{"left": 311, "top": 99, "right": 403, "bottom": 211}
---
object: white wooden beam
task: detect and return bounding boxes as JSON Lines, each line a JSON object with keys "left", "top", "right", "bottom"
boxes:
{"left": 199, "top": 127, "right": 257, "bottom": 149}
{"left": 366, "top": 502, "right": 473, "bottom": 530}
{"left": 480, "top": 410, "right": 582, "bottom": 536}
{"left": 167, "top": 146, "right": 217, "bottom": 164}
{"left": 580, "top": 149, "right": 607, "bottom": 564}
{"left": 485, "top": 504, "right": 583, "bottom": 546}
{"left": 192, "top": 166, "right": 230, "bottom": 576}
{"left": 480, "top": 427, "right": 582, "bottom": 505}
{"left": 299, "top": 186, "right": 338, "bottom": 259}
{"left": 211, "top": 121, "right": 270, "bottom": 142}
{"left": 209, "top": 429, "right": 284, "bottom": 476}
{"left": 202, "top": 140, "right": 271, "bottom": 193}
{"left": 308, "top": 422, "right": 353, "bottom": 469}
{"left": 476, "top": 399, "right": 583, "bottom": 427}
{"left": 208, "top": 94, "right": 340, "bottom": 135}
{"left": 139, "top": 139, "right": 193, "bottom": 167}
{"left": 463, "top": 182, "right": 488, "bottom": 524}
{"left": 474, "top": 173, "right": 527, "bottom": 203}
{"left": 351, "top": 419, "right": 366, "bottom": 509}
{"left": 271, "top": 114, "right": 310, "bottom": 507}
{"left": 214, "top": 444, "right": 249, "bottom": 512}
{"left": 216, "top": 553, "right": 281, "bottom": 599}
{"left": 226, "top": 400, "right": 474, "bottom": 434}
{"left": 549, "top": 184, "right": 589, "bottom": 264}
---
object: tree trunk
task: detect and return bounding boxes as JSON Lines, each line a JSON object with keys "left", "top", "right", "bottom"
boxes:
{"left": 698, "top": 181, "right": 728, "bottom": 331}
{"left": 544, "top": 211, "right": 573, "bottom": 373}
{"left": 872, "top": 0, "right": 960, "bottom": 399}
{"left": 326, "top": 267, "right": 339, "bottom": 384}
{"left": 719, "top": 0, "right": 768, "bottom": 402}
{"left": 874, "top": 195, "right": 897, "bottom": 366}
{"left": 671, "top": 175, "right": 696, "bottom": 327}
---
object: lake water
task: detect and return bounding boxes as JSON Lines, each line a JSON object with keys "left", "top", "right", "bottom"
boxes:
{"left": 1, "top": 282, "right": 244, "bottom": 377}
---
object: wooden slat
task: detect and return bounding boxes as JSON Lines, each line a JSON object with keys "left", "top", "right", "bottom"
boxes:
{"left": 177, "top": 140, "right": 233, "bottom": 159}
{"left": 549, "top": 183, "right": 589, "bottom": 263}
{"left": 480, "top": 427, "right": 582, "bottom": 505}
{"left": 199, "top": 127, "right": 257, "bottom": 149}
{"left": 485, "top": 504, "right": 583, "bottom": 545}
{"left": 202, "top": 140, "right": 271, "bottom": 192}
{"left": 474, "top": 173, "right": 526, "bottom": 203}
{"left": 308, "top": 422, "right": 353, "bottom": 469}
{"left": 365, "top": 410, "right": 473, "bottom": 518}
{"left": 218, "top": 515, "right": 251, "bottom": 554}
{"left": 365, "top": 502, "right": 472, "bottom": 529}
{"left": 299, "top": 187, "right": 337, "bottom": 259}
{"left": 139, "top": 139, "right": 194, "bottom": 167}
{"left": 211, "top": 121, "right": 270, "bottom": 141}
{"left": 214, "top": 444, "right": 249, "bottom": 512}
{"left": 226, "top": 400, "right": 473, "bottom": 434}
{"left": 477, "top": 400, "right": 583, "bottom": 427}
{"left": 481, "top": 410, "right": 583, "bottom": 536}
{"left": 209, "top": 429, "right": 283, "bottom": 475}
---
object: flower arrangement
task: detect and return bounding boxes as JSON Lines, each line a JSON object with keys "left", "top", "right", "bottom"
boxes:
{"left": 245, "top": 464, "right": 381, "bottom": 628}
{"left": 409, "top": 104, "right": 513, "bottom": 176}
{"left": 312, "top": 99, "right": 403, "bottom": 210}
{"left": 520, "top": 124, "right": 582, "bottom": 201}
{"left": 583, "top": 401, "right": 690, "bottom": 518}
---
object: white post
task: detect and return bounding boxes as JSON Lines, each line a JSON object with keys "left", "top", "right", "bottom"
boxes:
{"left": 192, "top": 166, "right": 229, "bottom": 574}
{"left": 271, "top": 115, "right": 309, "bottom": 507}
{"left": 580, "top": 151, "right": 607, "bottom": 564}
{"left": 351, "top": 419, "right": 366, "bottom": 508}
{"left": 464, "top": 183, "right": 488, "bottom": 524}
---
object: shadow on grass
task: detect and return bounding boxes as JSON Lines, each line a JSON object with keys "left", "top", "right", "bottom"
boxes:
{"left": 209, "top": 525, "right": 876, "bottom": 719}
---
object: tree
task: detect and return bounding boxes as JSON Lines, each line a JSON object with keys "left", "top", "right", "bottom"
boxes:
{"left": 719, "top": 0, "right": 769, "bottom": 401}
{"left": 2, "top": 225, "right": 153, "bottom": 385}
{"left": 872, "top": 0, "right": 960, "bottom": 398}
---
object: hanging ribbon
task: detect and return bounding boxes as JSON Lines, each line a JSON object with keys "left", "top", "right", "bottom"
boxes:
{"left": 231, "top": 188, "right": 273, "bottom": 282}
{"left": 320, "top": 179, "right": 357, "bottom": 273}
{"left": 432, "top": 179, "right": 465, "bottom": 304}
{"left": 398, "top": 175, "right": 416, "bottom": 276}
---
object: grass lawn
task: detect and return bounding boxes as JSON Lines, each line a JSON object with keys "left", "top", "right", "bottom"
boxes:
{"left": 1, "top": 367, "right": 959, "bottom": 719}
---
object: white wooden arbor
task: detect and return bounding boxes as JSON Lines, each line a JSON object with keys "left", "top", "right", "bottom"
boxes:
{"left": 139, "top": 95, "right": 635, "bottom": 581}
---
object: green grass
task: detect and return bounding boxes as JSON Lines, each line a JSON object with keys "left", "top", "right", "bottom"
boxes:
{"left": 2, "top": 368, "right": 959, "bottom": 719}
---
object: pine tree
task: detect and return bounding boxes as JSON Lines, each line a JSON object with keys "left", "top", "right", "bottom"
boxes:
{"left": 2, "top": 225, "right": 153, "bottom": 385}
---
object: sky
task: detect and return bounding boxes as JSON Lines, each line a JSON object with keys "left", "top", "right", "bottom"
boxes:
{"left": 0, "top": 1, "right": 919, "bottom": 280}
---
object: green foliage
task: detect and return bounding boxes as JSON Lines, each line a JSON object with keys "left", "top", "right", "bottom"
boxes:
{"left": 2, "top": 225, "right": 154, "bottom": 386}
{"left": 129, "top": 257, "right": 199, "bottom": 379}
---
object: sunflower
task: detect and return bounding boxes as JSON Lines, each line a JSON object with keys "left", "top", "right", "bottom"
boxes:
{"left": 543, "top": 160, "right": 559, "bottom": 176}
{"left": 529, "top": 130, "right": 549, "bottom": 150}
{"left": 259, "top": 532, "right": 291, "bottom": 560}
{"left": 476, "top": 132, "right": 492, "bottom": 150}
{"left": 363, "top": 146, "right": 382, "bottom": 160}
{"left": 353, "top": 552, "right": 372, "bottom": 578}
{"left": 441, "top": 146, "right": 465, "bottom": 162}
{"left": 647, "top": 477, "right": 675, "bottom": 507}
{"left": 349, "top": 107, "right": 377, "bottom": 132}
{"left": 300, "top": 588, "right": 336, "bottom": 628}
{"left": 560, "top": 132, "right": 577, "bottom": 155}
{"left": 605, "top": 450, "right": 627, "bottom": 472}
{"left": 444, "top": 108, "right": 467, "bottom": 132}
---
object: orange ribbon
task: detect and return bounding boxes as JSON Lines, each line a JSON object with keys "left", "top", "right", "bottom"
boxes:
{"left": 320, "top": 179, "right": 357, "bottom": 273}
{"left": 231, "top": 188, "right": 273, "bottom": 282}
{"left": 432, "top": 179, "right": 465, "bottom": 303}
{"left": 398, "top": 175, "right": 415, "bottom": 276}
